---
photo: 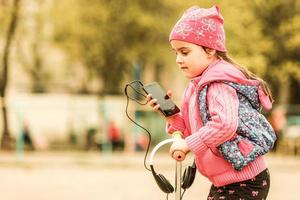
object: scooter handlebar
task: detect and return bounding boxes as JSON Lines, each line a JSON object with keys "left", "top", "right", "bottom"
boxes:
{"left": 172, "top": 150, "right": 186, "bottom": 161}
{"left": 171, "top": 131, "right": 186, "bottom": 161}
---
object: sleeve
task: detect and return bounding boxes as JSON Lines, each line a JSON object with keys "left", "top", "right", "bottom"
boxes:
{"left": 166, "top": 114, "right": 187, "bottom": 134}
{"left": 165, "top": 86, "right": 191, "bottom": 136}
{"left": 185, "top": 82, "right": 239, "bottom": 155}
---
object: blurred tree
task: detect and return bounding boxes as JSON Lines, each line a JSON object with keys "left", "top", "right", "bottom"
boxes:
{"left": 52, "top": 0, "right": 175, "bottom": 95}
{"left": 219, "top": 1, "right": 268, "bottom": 75}
{"left": 50, "top": 0, "right": 299, "bottom": 100}
{"left": 251, "top": 0, "right": 300, "bottom": 104}
{"left": 0, "top": 1, "right": 11, "bottom": 33}
{"left": 16, "top": 0, "right": 51, "bottom": 93}
{"left": 0, "top": 0, "right": 21, "bottom": 149}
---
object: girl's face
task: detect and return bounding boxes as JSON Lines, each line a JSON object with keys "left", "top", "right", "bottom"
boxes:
{"left": 170, "top": 40, "right": 217, "bottom": 79}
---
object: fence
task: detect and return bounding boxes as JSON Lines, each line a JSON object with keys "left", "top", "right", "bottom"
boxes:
{"left": 0, "top": 93, "right": 168, "bottom": 152}
{"left": 1, "top": 94, "right": 300, "bottom": 155}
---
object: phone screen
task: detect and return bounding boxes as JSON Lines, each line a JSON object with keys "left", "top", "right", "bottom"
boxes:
{"left": 143, "top": 82, "right": 180, "bottom": 117}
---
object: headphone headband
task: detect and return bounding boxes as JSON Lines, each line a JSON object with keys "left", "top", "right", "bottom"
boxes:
{"left": 148, "top": 138, "right": 196, "bottom": 194}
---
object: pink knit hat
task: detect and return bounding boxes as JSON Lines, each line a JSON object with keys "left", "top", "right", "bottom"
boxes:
{"left": 169, "top": 5, "right": 227, "bottom": 52}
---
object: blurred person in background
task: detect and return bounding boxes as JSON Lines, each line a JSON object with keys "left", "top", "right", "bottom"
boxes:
{"left": 135, "top": 133, "right": 149, "bottom": 151}
{"left": 21, "top": 121, "right": 35, "bottom": 151}
{"left": 107, "top": 121, "right": 124, "bottom": 151}
{"left": 85, "top": 127, "right": 99, "bottom": 150}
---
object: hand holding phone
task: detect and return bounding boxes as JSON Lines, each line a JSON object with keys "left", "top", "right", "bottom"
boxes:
{"left": 143, "top": 82, "right": 180, "bottom": 117}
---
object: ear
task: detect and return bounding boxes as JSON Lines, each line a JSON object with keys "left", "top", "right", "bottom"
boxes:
{"left": 206, "top": 48, "right": 216, "bottom": 58}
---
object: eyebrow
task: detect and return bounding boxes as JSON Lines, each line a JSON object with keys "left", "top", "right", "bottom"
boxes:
{"left": 172, "top": 47, "right": 190, "bottom": 51}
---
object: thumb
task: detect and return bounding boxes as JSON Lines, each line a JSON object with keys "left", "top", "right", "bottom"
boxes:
{"left": 166, "top": 90, "right": 173, "bottom": 98}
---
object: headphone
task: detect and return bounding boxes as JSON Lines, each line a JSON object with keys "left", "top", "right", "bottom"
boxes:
{"left": 148, "top": 138, "right": 196, "bottom": 194}
{"left": 150, "top": 161, "right": 196, "bottom": 193}
{"left": 124, "top": 81, "right": 196, "bottom": 195}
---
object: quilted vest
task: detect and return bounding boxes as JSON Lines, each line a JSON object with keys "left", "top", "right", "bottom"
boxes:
{"left": 199, "top": 81, "right": 277, "bottom": 170}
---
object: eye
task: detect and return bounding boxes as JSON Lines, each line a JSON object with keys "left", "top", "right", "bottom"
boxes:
{"left": 181, "top": 51, "right": 189, "bottom": 56}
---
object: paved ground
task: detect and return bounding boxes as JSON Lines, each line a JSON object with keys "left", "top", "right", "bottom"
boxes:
{"left": 0, "top": 151, "right": 299, "bottom": 200}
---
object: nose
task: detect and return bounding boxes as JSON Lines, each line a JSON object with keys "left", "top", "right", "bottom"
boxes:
{"left": 176, "top": 54, "right": 183, "bottom": 64}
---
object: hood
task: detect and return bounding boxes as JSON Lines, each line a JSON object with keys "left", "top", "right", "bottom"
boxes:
{"left": 191, "top": 59, "right": 272, "bottom": 110}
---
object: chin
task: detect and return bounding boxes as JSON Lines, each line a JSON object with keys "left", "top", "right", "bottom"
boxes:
{"left": 183, "top": 74, "right": 192, "bottom": 79}
{"left": 187, "top": 74, "right": 198, "bottom": 79}
{"left": 181, "top": 72, "right": 191, "bottom": 78}
{"left": 187, "top": 76, "right": 193, "bottom": 79}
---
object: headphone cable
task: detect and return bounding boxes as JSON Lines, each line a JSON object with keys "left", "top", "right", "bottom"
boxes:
{"left": 124, "top": 80, "right": 152, "bottom": 171}
{"left": 125, "top": 81, "right": 190, "bottom": 200}
{"left": 181, "top": 189, "right": 186, "bottom": 200}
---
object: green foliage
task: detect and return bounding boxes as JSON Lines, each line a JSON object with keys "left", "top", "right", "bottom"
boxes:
{"left": 252, "top": 0, "right": 300, "bottom": 67}
{"left": 50, "top": 0, "right": 300, "bottom": 102}
{"left": 52, "top": 0, "right": 176, "bottom": 94}
{"left": 250, "top": 0, "right": 300, "bottom": 103}
{"left": 220, "top": 1, "right": 268, "bottom": 75}
{"left": 15, "top": 0, "right": 52, "bottom": 93}
{"left": 0, "top": 3, "right": 11, "bottom": 37}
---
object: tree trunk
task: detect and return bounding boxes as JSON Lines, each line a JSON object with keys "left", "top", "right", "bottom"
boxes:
{"left": 0, "top": 0, "right": 21, "bottom": 150}
{"left": 0, "top": 100, "right": 11, "bottom": 149}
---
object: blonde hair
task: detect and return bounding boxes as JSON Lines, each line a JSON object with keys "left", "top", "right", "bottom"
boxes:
{"left": 203, "top": 47, "right": 274, "bottom": 103}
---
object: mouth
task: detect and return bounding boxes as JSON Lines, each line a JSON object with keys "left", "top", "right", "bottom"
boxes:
{"left": 180, "top": 66, "right": 188, "bottom": 70}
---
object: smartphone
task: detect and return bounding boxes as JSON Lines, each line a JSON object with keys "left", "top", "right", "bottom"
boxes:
{"left": 143, "top": 82, "right": 180, "bottom": 117}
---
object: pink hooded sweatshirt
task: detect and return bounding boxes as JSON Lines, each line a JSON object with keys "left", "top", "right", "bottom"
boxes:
{"left": 167, "top": 59, "right": 272, "bottom": 187}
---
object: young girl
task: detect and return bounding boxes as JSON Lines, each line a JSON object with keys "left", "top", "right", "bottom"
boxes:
{"left": 147, "top": 5, "right": 275, "bottom": 200}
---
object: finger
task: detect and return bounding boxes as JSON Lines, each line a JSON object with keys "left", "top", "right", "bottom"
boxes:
{"left": 169, "top": 147, "right": 174, "bottom": 156}
{"left": 166, "top": 90, "right": 172, "bottom": 97}
{"left": 169, "top": 144, "right": 178, "bottom": 155}
{"left": 149, "top": 99, "right": 158, "bottom": 107}
{"left": 146, "top": 94, "right": 153, "bottom": 102}
{"left": 153, "top": 104, "right": 160, "bottom": 111}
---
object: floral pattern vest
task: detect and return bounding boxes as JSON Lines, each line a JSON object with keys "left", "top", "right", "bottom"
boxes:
{"left": 199, "top": 81, "right": 277, "bottom": 170}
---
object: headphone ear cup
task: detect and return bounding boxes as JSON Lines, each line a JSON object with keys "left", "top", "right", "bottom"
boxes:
{"left": 150, "top": 165, "right": 174, "bottom": 193}
{"left": 181, "top": 162, "right": 196, "bottom": 189}
{"left": 181, "top": 166, "right": 192, "bottom": 189}
{"left": 157, "top": 174, "right": 174, "bottom": 193}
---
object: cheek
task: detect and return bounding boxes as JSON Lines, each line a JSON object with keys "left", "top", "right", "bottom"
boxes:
{"left": 192, "top": 59, "right": 209, "bottom": 74}
{"left": 191, "top": 57, "right": 206, "bottom": 69}
{"left": 188, "top": 56, "right": 201, "bottom": 65}
{"left": 196, "top": 56, "right": 210, "bottom": 67}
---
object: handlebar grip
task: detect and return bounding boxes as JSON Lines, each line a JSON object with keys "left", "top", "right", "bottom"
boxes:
{"left": 172, "top": 131, "right": 186, "bottom": 161}
{"left": 172, "top": 150, "right": 186, "bottom": 161}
